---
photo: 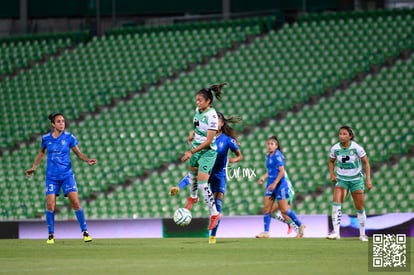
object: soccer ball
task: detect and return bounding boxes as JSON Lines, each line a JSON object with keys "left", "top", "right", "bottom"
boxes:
{"left": 173, "top": 208, "right": 192, "bottom": 226}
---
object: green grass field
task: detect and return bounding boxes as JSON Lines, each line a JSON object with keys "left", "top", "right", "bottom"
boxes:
{"left": 0, "top": 238, "right": 412, "bottom": 275}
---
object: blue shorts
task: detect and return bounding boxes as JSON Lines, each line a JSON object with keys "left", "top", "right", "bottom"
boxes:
{"left": 45, "top": 174, "right": 78, "bottom": 197}
{"left": 265, "top": 182, "right": 290, "bottom": 201}
{"left": 209, "top": 173, "right": 226, "bottom": 194}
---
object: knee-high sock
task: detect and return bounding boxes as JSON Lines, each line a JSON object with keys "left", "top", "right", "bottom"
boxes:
{"left": 198, "top": 181, "right": 218, "bottom": 215}
{"left": 332, "top": 203, "right": 342, "bottom": 234}
{"left": 75, "top": 208, "right": 88, "bottom": 232}
{"left": 46, "top": 210, "right": 55, "bottom": 234}
{"left": 210, "top": 198, "right": 222, "bottom": 236}
{"left": 285, "top": 209, "right": 302, "bottom": 227}
{"left": 189, "top": 171, "right": 198, "bottom": 198}
{"left": 274, "top": 210, "right": 288, "bottom": 224}
{"left": 264, "top": 213, "right": 272, "bottom": 232}
{"left": 357, "top": 209, "right": 366, "bottom": 237}
{"left": 274, "top": 211, "right": 299, "bottom": 232}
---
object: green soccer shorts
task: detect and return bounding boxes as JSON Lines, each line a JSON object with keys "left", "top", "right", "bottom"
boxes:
{"left": 336, "top": 177, "right": 365, "bottom": 193}
{"left": 189, "top": 149, "right": 217, "bottom": 174}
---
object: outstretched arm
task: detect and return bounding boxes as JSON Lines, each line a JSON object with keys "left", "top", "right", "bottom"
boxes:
{"left": 26, "top": 150, "right": 46, "bottom": 177}
{"left": 71, "top": 145, "right": 97, "bottom": 165}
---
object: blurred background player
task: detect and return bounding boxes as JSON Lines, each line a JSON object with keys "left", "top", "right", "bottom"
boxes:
{"left": 256, "top": 135, "right": 305, "bottom": 238}
{"left": 26, "top": 113, "right": 97, "bottom": 244}
{"left": 180, "top": 83, "right": 227, "bottom": 231}
{"left": 327, "top": 126, "right": 372, "bottom": 241}
{"left": 270, "top": 171, "right": 300, "bottom": 236}
{"left": 171, "top": 111, "right": 243, "bottom": 244}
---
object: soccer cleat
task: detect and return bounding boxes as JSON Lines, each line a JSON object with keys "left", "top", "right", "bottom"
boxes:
{"left": 83, "top": 231, "right": 92, "bottom": 242}
{"left": 169, "top": 186, "right": 180, "bottom": 196}
{"left": 208, "top": 213, "right": 221, "bottom": 230}
{"left": 296, "top": 224, "right": 306, "bottom": 238}
{"left": 359, "top": 235, "right": 369, "bottom": 242}
{"left": 46, "top": 234, "right": 55, "bottom": 244}
{"left": 255, "top": 232, "right": 270, "bottom": 238}
{"left": 185, "top": 196, "right": 199, "bottom": 210}
{"left": 326, "top": 232, "right": 341, "bottom": 240}
{"left": 287, "top": 224, "right": 293, "bottom": 235}
{"left": 209, "top": 236, "right": 216, "bottom": 244}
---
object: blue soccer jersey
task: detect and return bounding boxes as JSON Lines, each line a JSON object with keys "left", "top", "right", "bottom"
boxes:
{"left": 41, "top": 131, "right": 78, "bottom": 179}
{"left": 265, "top": 149, "right": 287, "bottom": 188}
{"left": 211, "top": 133, "right": 239, "bottom": 176}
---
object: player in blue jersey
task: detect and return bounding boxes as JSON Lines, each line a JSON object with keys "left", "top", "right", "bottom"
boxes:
{"left": 170, "top": 112, "right": 243, "bottom": 244}
{"left": 256, "top": 135, "right": 305, "bottom": 238}
{"left": 327, "top": 126, "right": 372, "bottom": 241}
{"left": 26, "top": 113, "right": 97, "bottom": 244}
{"left": 180, "top": 83, "right": 227, "bottom": 232}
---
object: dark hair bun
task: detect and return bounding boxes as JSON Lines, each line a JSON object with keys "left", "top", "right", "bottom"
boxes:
{"left": 48, "top": 113, "right": 63, "bottom": 123}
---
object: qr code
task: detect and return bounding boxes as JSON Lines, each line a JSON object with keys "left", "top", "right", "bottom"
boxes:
{"left": 371, "top": 234, "right": 408, "bottom": 271}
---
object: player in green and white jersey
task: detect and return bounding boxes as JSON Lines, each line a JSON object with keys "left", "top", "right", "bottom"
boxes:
{"left": 327, "top": 126, "right": 372, "bottom": 242}
{"left": 180, "top": 83, "right": 227, "bottom": 231}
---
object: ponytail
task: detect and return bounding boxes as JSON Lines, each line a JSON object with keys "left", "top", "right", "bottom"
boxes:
{"left": 217, "top": 111, "right": 241, "bottom": 144}
{"left": 197, "top": 82, "right": 227, "bottom": 105}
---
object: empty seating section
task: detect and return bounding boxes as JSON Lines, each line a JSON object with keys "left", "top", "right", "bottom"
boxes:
{"left": 79, "top": 10, "right": 413, "bottom": 218}
{"left": 0, "top": 31, "right": 89, "bottom": 75}
{"left": 0, "top": 17, "right": 275, "bottom": 219}
{"left": 0, "top": 17, "right": 271, "bottom": 151}
{"left": 0, "top": 10, "right": 413, "bottom": 220}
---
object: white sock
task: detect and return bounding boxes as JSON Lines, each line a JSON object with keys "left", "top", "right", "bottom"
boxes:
{"left": 189, "top": 171, "right": 198, "bottom": 198}
{"left": 332, "top": 204, "right": 342, "bottom": 235}
{"left": 357, "top": 210, "right": 366, "bottom": 237}
{"left": 289, "top": 221, "right": 299, "bottom": 232}
{"left": 275, "top": 211, "right": 299, "bottom": 232}
{"left": 198, "top": 182, "right": 218, "bottom": 215}
{"left": 274, "top": 211, "right": 288, "bottom": 224}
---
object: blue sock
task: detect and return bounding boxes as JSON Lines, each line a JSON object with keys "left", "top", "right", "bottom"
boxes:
{"left": 211, "top": 198, "right": 222, "bottom": 237}
{"left": 285, "top": 209, "right": 302, "bottom": 227}
{"left": 46, "top": 210, "right": 55, "bottom": 234}
{"left": 178, "top": 174, "right": 190, "bottom": 190}
{"left": 264, "top": 213, "right": 272, "bottom": 232}
{"left": 75, "top": 208, "right": 88, "bottom": 232}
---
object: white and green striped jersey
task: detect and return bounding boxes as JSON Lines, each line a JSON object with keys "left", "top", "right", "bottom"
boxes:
{"left": 329, "top": 141, "right": 367, "bottom": 181}
{"left": 192, "top": 107, "right": 218, "bottom": 150}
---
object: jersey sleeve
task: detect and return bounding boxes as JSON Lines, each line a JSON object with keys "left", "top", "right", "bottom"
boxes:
{"left": 208, "top": 111, "right": 218, "bottom": 131}
{"left": 356, "top": 144, "right": 367, "bottom": 158}
{"left": 329, "top": 145, "right": 336, "bottom": 159}
{"left": 274, "top": 152, "right": 285, "bottom": 167}
{"left": 69, "top": 133, "right": 79, "bottom": 148}
{"left": 229, "top": 138, "right": 239, "bottom": 152}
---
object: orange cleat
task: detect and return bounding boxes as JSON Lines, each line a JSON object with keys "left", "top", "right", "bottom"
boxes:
{"left": 185, "top": 196, "right": 199, "bottom": 210}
